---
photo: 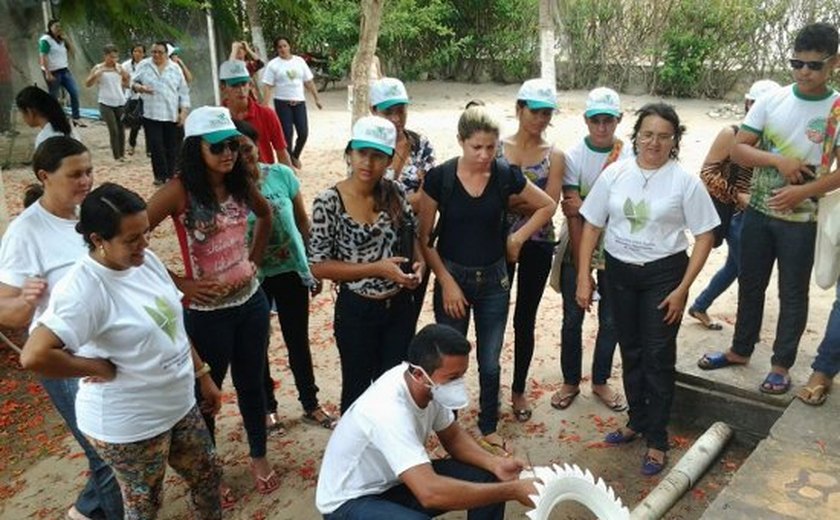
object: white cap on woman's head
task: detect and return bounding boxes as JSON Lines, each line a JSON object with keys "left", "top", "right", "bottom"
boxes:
{"left": 745, "top": 79, "right": 782, "bottom": 101}
{"left": 350, "top": 116, "right": 397, "bottom": 155}
{"left": 585, "top": 87, "right": 621, "bottom": 118}
{"left": 517, "top": 78, "right": 557, "bottom": 110}
{"left": 370, "top": 78, "right": 410, "bottom": 110}
{"left": 184, "top": 106, "right": 242, "bottom": 143}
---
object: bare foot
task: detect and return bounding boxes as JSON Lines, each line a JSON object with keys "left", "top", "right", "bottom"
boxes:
{"left": 249, "top": 457, "right": 279, "bottom": 494}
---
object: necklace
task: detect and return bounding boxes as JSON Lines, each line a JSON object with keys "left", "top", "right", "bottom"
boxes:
{"left": 638, "top": 163, "right": 665, "bottom": 190}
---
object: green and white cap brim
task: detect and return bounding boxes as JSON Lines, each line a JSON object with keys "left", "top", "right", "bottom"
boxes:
{"left": 351, "top": 139, "right": 394, "bottom": 155}
{"left": 518, "top": 78, "right": 558, "bottom": 110}
{"left": 203, "top": 129, "right": 242, "bottom": 144}
{"left": 585, "top": 87, "right": 621, "bottom": 118}
{"left": 375, "top": 98, "right": 410, "bottom": 111}
{"left": 350, "top": 116, "right": 397, "bottom": 156}
{"left": 219, "top": 60, "right": 251, "bottom": 86}
{"left": 184, "top": 106, "right": 242, "bottom": 143}
{"left": 370, "top": 77, "right": 410, "bottom": 111}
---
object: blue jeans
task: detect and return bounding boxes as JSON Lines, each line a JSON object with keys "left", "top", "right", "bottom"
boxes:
{"left": 732, "top": 208, "right": 816, "bottom": 368}
{"left": 606, "top": 252, "right": 688, "bottom": 452}
{"left": 40, "top": 377, "right": 124, "bottom": 519}
{"left": 691, "top": 211, "right": 744, "bottom": 312}
{"left": 434, "top": 257, "right": 510, "bottom": 435}
{"left": 324, "top": 459, "right": 504, "bottom": 519}
{"left": 560, "top": 264, "right": 618, "bottom": 385}
{"left": 46, "top": 68, "right": 80, "bottom": 120}
{"left": 184, "top": 290, "right": 270, "bottom": 458}
{"left": 274, "top": 100, "right": 309, "bottom": 160}
{"left": 813, "top": 281, "right": 840, "bottom": 377}
{"left": 334, "top": 288, "right": 416, "bottom": 413}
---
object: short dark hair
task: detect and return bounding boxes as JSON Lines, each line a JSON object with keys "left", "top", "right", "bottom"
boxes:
{"left": 32, "top": 136, "right": 88, "bottom": 179}
{"left": 103, "top": 43, "right": 118, "bottom": 55}
{"left": 132, "top": 43, "right": 146, "bottom": 53}
{"left": 630, "top": 102, "right": 685, "bottom": 159}
{"left": 794, "top": 23, "right": 839, "bottom": 55}
{"left": 76, "top": 183, "right": 146, "bottom": 251}
{"left": 406, "top": 324, "right": 471, "bottom": 375}
{"left": 273, "top": 36, "right": 291, "bottom": 49}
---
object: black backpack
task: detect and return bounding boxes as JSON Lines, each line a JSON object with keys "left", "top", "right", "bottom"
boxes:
{"left": 428, "top": 156, "right": 515, "bottom": 248}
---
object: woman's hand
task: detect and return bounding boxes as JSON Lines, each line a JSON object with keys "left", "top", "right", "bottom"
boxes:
{"left": 178, "top": 278, "right": 225, "bottom": 306}
{"left": 82, "top": 358, "right": 117, "bottom": 383}
{"left": 575, "top": 271, "right": 595, "bottom": 311}
{"left": 198, "top": 374, "right": 222, "bottom": 416}
{"left": 377, "top": 257, "right": 419, "bottom": 288}
{"left": 658, "top": 286, "right": 688, "bottom": 325}
{"left": 506, "top": 234, "right": 525, "bottom": 263}
{"left": 21, "top": 277, "right": 48, "bottom": 305}
{"left": 440, "top": 277, "right": 468, "bottom": 319}
{"left": 561, "top": 195, "right": 582, "bottom": 218}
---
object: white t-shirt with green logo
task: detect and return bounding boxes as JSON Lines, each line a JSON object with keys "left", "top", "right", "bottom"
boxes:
{"left": 580, "top": 157, "right": 719, "bottom": 265}
{"left": 742, "top": 83, "right": 839, "bottom": 223}
{"left": 38, "top": 251, "right": 195, "bottom": 443}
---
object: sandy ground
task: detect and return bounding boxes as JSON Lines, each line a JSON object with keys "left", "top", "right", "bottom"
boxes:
{"left": 0, "top": 80, "right": 835, "bottom": 519}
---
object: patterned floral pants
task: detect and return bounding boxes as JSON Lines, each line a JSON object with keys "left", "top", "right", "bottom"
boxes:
{"left": 88, "top": 405, "right": 222, "bottom": 520}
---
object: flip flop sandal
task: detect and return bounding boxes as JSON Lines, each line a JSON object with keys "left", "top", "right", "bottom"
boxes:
{"left": 550, "top": 389, "right": 580, "bottom": 410}
{"left": 641, "top": 453, "right": 667, "bottom": 476}
{"left": 759, "top": 372, "right": 791, "bottom": 395}
{"left": 796, "top": 385, "right": 830, "bottom": 406}
{"left": 512, "top": 407, "right": 532, "bottom": 422}
{"left": 250, "top": 464, "right": 280, "bottom": 494}
{"left": 303, "top": 407, "right": 337, "bottom": 430}
{"left": 604, "top": 429, "right": 640, "bottom": 445}
{"left": 697, "top": 351, "right": 742, "bottom": 370}
{"left": 266, "top": 412, "right": 287, "bottom": 436}
{"left": 594, "top": 390, "right": 628, "bottom": 412}
{"left": 689, "top": 309, "right": 723, "bottom": 330}
{"left": 219, "top": 484, "right": 236, "bottom": 510}
{"left": 478, "top": 436, "right": 512, "bottom": 457}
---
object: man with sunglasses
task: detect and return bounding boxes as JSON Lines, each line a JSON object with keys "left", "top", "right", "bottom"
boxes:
{"left": 699, "top": 23, "right": 840, "bottom": 396}
{"left": 131, "top": 41, "right": 190, "bottom": 185}
{"left": 219, "top": 59, "right": 293, "bottom": 168}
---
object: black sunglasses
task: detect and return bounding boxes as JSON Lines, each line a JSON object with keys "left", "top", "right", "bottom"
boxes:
{"left": 207, "top": 139, "right": 240, "bottom": 155}
{"left": 789, "top": 56, "right": 832, "bottom": 71}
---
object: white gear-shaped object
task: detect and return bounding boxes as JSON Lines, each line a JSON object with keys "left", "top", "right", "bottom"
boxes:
{"left": 521, "top": 463, "right": 630, "bottom": 520}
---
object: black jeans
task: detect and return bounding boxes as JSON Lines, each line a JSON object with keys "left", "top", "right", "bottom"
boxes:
{"left": 274, "top": 99, "right": 309, "bottom": 160}
{"left": 732, "top": 208, "right": 816, "bottom": 368}
{"left": 142, "top": 118, "right": 181, "bottom": 182}
{"left": 184, "top": 290, "right": 270, "bottom": 458}
{"left": 261, "top": 272, "right": 320, "bottom": 413}
{"left": 560, "top": 265, "right": 618, "bottom": 385}
{"left": 324, "top": 459, "right": 504, "bottom": 519}
{"left": 506, "top": 240, "right": 553, "bottom": 394}
{"left": 99, "top": 103, "right": 125, "bottom": 159}
{"left": 334, "top": 288, "right": 415, "bottom": 413}
{"left": 606, "top": 251, "right": 688, "bottom": 452}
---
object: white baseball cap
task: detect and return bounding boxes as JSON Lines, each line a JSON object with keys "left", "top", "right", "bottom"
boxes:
{"left": 166, "top": 44, "right": 180, "bottom": 57}
{"left": 745, "top": 79, "right": 781, "bottom": 101}
{"left": 585, "top": 87, "right": 621, "bottom": 118}
{"left": 518, "top": 78, "right": 557, "bottom": 110}
{"left": 350, "top": 116, "right": 397, "bottom": 156}
{"left": 184, "top": 106, "right": 242, "bottom": 144}
{"left": 370, "top": 78, "right": 410, "bottom": 110}
{"left": 219, "top": 60, "right": 250, "bottom": 86}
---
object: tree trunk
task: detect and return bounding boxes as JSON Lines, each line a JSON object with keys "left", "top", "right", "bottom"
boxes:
{"left": 350, "top": 0, "right": 385, "bottom": 125}
{"left": 243, "top": 0, "right": 268, "bottom": 62}
{"left": 539, "top": 0, "right": 556, "bottom": 83}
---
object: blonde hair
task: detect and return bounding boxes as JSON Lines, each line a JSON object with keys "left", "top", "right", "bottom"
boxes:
{"left": 457, "top": 106, "right": 499, "bottom": 140}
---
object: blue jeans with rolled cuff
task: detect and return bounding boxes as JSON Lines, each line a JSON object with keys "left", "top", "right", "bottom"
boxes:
{"left": 812, "top": 281, "right": 840, "bottom": 378}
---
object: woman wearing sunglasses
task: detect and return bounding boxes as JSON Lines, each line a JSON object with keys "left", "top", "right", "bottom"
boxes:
{"left": 147, "top": 106, "right": 276, "bottom": 506}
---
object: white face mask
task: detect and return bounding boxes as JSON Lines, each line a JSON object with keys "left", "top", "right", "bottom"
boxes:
{"left": 411, "top": 364, "right": 469, "bottom": 410}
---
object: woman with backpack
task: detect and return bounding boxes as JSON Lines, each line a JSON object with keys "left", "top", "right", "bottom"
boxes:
{"left": 418, "top": 106, "right": 555, "bottom": 455}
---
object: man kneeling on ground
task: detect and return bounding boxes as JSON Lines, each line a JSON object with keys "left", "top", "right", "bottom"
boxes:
{"left": 315, "top": 323, "right": 537, "bottom": 519}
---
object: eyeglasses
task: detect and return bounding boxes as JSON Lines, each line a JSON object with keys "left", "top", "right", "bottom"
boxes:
{"left": 789, "top": 56, "right": 832, "bottom": 71}
{"left": 151, "top": 50, "right": 166, "bottom": 55}
{"left": 638, "top": 132, "right": 675, "bottom": 144}
{"left": 206, "top": 139, "right": 240, "bottom": 155}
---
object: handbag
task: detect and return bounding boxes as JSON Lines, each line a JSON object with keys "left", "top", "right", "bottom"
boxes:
{"left": 815, "top": 189, "right": 840, "bottom": 289}
{"left": 548, "top": 218, "right": 569, "bottom": 293}
{"left": 122, "top": 98, "right": 143, "bottom": 127}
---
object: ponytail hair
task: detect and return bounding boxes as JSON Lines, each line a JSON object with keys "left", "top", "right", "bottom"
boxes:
{"left": 16, "top": 86, "right": 72, "bottom": 136}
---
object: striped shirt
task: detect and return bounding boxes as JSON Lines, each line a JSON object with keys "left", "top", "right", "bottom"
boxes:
{"left": 131, "top": 59, "right": 190, "bottom": 122}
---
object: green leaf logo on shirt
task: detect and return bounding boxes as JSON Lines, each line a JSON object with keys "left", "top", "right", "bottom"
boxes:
{"left": 144, "top": 297, "right": 177, "bottom": 341}
{"left": 623, "top": 197, "right": 649, "bottom": 234}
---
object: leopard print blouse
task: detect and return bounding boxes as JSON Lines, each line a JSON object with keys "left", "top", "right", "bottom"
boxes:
{"left": 308, "top": 181, "right": 416, "bottom": 298}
